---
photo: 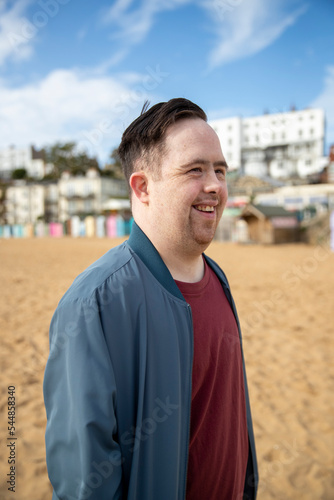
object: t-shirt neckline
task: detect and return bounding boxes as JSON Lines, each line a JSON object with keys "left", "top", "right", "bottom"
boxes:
{"left": 174, "top": 259, "right": 211, "bottom": 296}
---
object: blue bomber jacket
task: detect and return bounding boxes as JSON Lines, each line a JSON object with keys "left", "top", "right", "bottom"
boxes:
{"left": 43, "top": 222, "right": 258, "bottom": 500}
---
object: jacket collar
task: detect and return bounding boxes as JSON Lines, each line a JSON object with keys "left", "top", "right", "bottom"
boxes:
{"left": 128, "top": 221, "right": 229, "bottom": 300}
{"left": 127, "top": 221, "right": 185, "bottom": 301}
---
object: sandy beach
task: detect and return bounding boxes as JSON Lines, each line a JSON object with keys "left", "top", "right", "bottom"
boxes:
{"left": 0, "top": 236, "right": 333, "bottom": 499}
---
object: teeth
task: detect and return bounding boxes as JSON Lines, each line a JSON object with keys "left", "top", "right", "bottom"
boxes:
{"left": 196, "top": 205, "right": 214, "bottom": 212}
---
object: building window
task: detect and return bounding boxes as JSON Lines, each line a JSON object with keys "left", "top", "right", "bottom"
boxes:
{"left": 84, "top": 200, "right": 93, "bottom": 213}
{"left": 84, "top": 183, "right": 93, "bottom": 196}
{"left": 299, "top": 130, "right": 303, "bottom": 137}
{"left": 228, "top": 138, "right": 233, "bottom": 145}
{"left": 68, "top": 201, "right": 76, "bottom": 214}
{"left": 310, "top": 128, "right": 314, "bottom": 136}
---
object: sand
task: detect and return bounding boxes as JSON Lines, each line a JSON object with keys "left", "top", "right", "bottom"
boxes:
{"left": 0, "top": 237, "right": 333, "bottom": 499}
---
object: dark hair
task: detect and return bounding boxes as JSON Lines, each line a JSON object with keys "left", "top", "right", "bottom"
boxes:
{"left": 118, "top": 97, "right": 207, "bottom": 188}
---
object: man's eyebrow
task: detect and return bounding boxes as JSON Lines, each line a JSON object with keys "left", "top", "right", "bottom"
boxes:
{"left": 180, "top": 158, "right": 229, "bottom": 170}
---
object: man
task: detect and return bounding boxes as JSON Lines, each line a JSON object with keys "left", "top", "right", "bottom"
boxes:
{"left": 44, "top": 98, "right": 258, "bottom": 500}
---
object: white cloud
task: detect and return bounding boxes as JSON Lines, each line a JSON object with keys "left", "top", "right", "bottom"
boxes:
{"left": 102, "top": 0, "right": 192, "bottom": 45}
{"left": 92, "top": 49, "right": 131, "bottom": 74}
{"left": 0, "top": 66, "right": 169, "bottom": 163}
{"left": 202, "top": 0, "right": 308, "bottom": 69}
{"left": 0, "top": 0, "right": 35, "bottom": 66}
{"left": 102, "top": 0, "right": 308, "bottom": 71}
{"left": 0, "top": 0, "right": 74, "bottom": 67}
{"left": 311, "top": 65, "right": 334, "bottom": 150}
{"left": 104, "top": 0, "right": 134, "bottom": 22}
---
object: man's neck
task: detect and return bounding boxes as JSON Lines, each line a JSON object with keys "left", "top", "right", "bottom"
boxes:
{"left": 133, "top": 216, "right": 207, "bottom": 283}
{"left": 158, "top": 248, "right": 205, "bottom": 283}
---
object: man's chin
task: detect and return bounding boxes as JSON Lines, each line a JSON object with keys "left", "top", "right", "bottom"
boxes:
{"left": 194, "top": 232, "right": 216, "bottom": 248}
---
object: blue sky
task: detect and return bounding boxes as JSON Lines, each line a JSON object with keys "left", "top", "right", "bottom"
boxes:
{"left": 0, "top": 0, "right": 333, "bottom": 165}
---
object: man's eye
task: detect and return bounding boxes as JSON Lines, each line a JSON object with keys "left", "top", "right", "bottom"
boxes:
{"left": 189, "top": 167, "right": 201, "bottom": 173}
{"left": 216, "top": 169, "right": 226, "bottom": 176}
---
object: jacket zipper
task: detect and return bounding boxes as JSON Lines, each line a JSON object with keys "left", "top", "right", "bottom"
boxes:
{"left": 182, "top": 303, "right": 194, "bottom": 499}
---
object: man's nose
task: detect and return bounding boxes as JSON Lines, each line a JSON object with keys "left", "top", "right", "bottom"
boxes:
{"left": 203, "top": 168, "right": 223, "bottom": 193}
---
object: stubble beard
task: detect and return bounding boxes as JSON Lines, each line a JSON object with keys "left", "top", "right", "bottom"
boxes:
{"left": 186, "top": 214, "right": 219, "bottom": 252}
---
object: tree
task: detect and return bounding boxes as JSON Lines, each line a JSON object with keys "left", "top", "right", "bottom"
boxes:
{"left": 44, "top": 142, "right": 100, "bottom": 179}
{"left": 102, "top": 148, "right": 125, "bottom": 179}
{"left": 12, "top": 168, "right": 27, "bottom": 180}
{"left": 0, "top": 182, "right": 7, "bottom": 224}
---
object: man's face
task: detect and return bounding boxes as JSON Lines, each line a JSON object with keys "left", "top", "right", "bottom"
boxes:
{"left": 145, "top": 118, "right": 228, "bottom": 257}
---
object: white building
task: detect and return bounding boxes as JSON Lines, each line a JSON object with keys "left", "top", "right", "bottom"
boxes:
{"left": 210, "top": 108, "right": 326, "bottom": 179}
{"left": 209, "top": 117, "right": 242, "bottom": 171}
{"left": 44, "top": 182, "right": 60, "bottom": 222}
{"left": 0, "top": 145, "right": 45, "bottom": 179}
{"left": 255, "top": 183, "right": 334, "bottom": 214}
{"left": 6, "top": 182, "right": 45, "bottom": 224}
{"left": 58, "top": 168, "right": 128, "bottom": 222}
{"left": 4, "top": 169, "right": 129, "bottom": 225}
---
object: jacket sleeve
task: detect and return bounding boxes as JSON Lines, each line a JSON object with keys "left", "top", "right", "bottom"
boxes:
{"left": 43, "top": 297, "right": 123, "bottom": 500}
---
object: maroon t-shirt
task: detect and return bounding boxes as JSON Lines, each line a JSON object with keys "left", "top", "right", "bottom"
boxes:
{"left": 175, "top": 260, "right": 248, "bottom": 499}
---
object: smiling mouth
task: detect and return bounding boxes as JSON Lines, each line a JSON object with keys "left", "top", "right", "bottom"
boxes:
{"left": 194, "top": 205, "right": 215, "bottom": 212}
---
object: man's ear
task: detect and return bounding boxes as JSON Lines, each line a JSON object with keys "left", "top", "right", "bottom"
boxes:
{"left": 129, "top": 171, "right": 150, "bottom": 204}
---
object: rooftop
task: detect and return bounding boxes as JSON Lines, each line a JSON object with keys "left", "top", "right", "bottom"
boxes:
{"left": 242, "top": 204, "right": 296, "bottom": 219}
